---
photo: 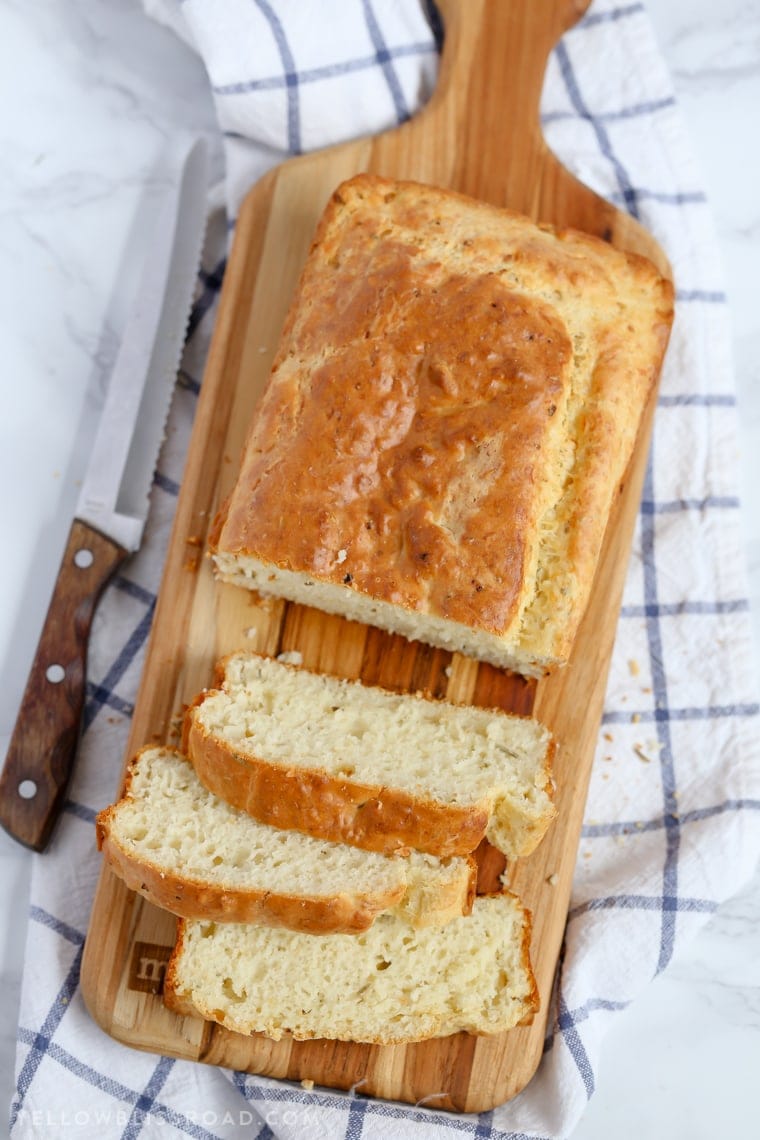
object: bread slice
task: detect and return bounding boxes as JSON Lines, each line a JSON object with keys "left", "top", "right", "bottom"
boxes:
{"left": 164, "top": 893, "right": 538, "bottom": 1044}
{"left": 96, "top": 746, "right": 475, "bottom": 934}
{"left": 211, "top": 173, "right": 674, "bottom": 678}
{"left": 184, "top": 652, "right": 555, "bottom": 859}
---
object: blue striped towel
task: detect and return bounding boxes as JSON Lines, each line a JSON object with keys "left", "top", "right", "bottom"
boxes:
{"left": 10, "top": 1, "right": 760, "bottom": 1137}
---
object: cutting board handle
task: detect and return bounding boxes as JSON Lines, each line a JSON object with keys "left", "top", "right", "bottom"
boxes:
{"left": 433, "top": 0, "right": 591, "bottom": 139}
{"left": 402, "top": 0, "right": 599, "bottom": 222}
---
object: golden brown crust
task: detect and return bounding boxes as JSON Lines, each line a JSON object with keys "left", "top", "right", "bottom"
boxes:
{"left": 185, "top": 710, "right": 490, "bottom": 859}
{"left": 515, "top": 897, "right": 540, "bottom": 1028}
{"left": 212, "top": 173, "right": 674, "bottom": 673}
{"left": 215, "top": 179, "right": 571, "bottom": 635}
{"left": 96, "top": 752, "right": 400, "bottom": 934}
{"left": 99, "top": 823, "right": 476, "bottom": 934}
{"left": 163, "top": 923, "right": 193, "bottom": 1016}
{"left": 462, "top": 857, "right": 477, "bottom": 917}
{"left": 183, "top": 651, "right": 555, "bottom": 859}
{"left": 98, "top": 828, "right": 400, "bottom": 935}
{"left": 97, "top": 744, "right": 477, "bottom": 934}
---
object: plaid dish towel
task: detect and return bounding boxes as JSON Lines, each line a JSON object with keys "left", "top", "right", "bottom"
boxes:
{"left": 10, "top": 1, "right": 760, "bottom": 1137}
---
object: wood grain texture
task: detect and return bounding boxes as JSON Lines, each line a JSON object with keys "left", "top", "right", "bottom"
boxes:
{"left": 81, "top": 0, "right": 671, "bottom": 1113}
{"left": 0, "top": 519, "right": 126, "bottom": 851}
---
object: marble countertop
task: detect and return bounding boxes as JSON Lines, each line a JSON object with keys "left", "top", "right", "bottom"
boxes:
{"left": 1, "top": 1, "right": 758, "bottom": 1137}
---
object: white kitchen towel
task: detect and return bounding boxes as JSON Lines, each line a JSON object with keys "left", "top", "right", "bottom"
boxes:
{"left": 9, "top": 1, "right": 760, "bottom": 1138}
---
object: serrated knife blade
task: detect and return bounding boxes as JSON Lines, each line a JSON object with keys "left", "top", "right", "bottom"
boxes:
{"left": 0, "top": 137, "right": 209, "bottom": 852}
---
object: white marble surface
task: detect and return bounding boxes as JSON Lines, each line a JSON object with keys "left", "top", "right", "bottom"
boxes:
{"left": 0, "top": 1, "right": 758, "bottom": 1137}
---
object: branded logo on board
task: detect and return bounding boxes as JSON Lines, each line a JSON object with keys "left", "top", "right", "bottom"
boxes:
{"left": 129, "top": 941, "right": 172, "bottom": 994}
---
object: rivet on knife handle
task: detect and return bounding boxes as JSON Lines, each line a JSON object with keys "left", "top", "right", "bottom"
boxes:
{"left": 0, "top": 520, "right": 126, "bottom": 852}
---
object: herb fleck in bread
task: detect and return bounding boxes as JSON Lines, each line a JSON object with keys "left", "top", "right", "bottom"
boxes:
{"left": 211, "top": 173, "right": 674, "bottom": 677}
{"left": 184, "top": 652, "right": 555, "bottom": 859}
{"left": 96, "top": 746, "right": 475, "bottom": 934}
{"left": 164, "top": 894, "right": 538, "bottom": 1044}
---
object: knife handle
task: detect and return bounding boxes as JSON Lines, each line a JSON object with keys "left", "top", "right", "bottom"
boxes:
{"left": 0, "top": 519, "right": 127, "bottom": 852}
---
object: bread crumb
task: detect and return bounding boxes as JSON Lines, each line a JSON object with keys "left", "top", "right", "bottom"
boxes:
{"left": 603, "top": 732, "right": 613, "bottom": 742}
{"left": 634, "top": 739, "right": 663, "bottom": 763}
{"left": 243, "top": 627, "right": 258, "bottom": 641}
{"left": 300, "top": 1079, "right": 314, "bottom": 1091}
{"left": 631, "top": 712, "right": 641, "bottom": 723}
{"left": 628, "top": 659, "right": 640, "bottom": 676}
{"left": 546, "top": 872, "right": 559, "bottom": 886}
{"left": 336, "top": 549, "right": 347, "bottom": 564}
{"left": 444, "top": 665, "right": 453, "bottom": 678}
{"left": 277, "top": 650, "right": 303, "bottom": 666}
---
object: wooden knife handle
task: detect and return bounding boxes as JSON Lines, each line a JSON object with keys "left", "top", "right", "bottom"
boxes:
{"left": 0, "top": 519, "right": 127, "bottom": 852}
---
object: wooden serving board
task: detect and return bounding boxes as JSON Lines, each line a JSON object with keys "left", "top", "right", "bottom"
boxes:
{"left": 81, "top": 0, "right": 671, "bottom": 1115}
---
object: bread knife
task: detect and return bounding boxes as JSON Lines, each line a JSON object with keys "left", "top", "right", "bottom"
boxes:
{"left": 0, "top": 138, "right": 209, "bottom": 852}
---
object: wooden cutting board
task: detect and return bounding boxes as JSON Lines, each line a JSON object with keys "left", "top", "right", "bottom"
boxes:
{"left": 81, "top": 0, "right": 671, "bottom": 1115}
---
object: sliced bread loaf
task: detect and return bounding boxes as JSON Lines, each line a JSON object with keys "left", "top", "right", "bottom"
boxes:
{"left": 211, "top": 173, "right": 673, "bottom": 677}
{"left": 184, "top": 652, "right": 555, "bottom": 859}
{"left": 96, "top": 746, "right": 475, "bottom": 934}
{"left": 164, "top": 893, "right": 538, "bottom": 1044}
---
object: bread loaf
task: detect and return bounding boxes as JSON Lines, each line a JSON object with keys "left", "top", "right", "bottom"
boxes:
{"left": 211, "top": 174, "right": 674, "bottom": 677}
{"left": 184, "top": 651, "right": 555, "bottom": 859}
{"left": 164, "top": 894, "right": 537, "bottom": 1044}
{"left": 96, "top": 746, "right": 475, "bottom": 934}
